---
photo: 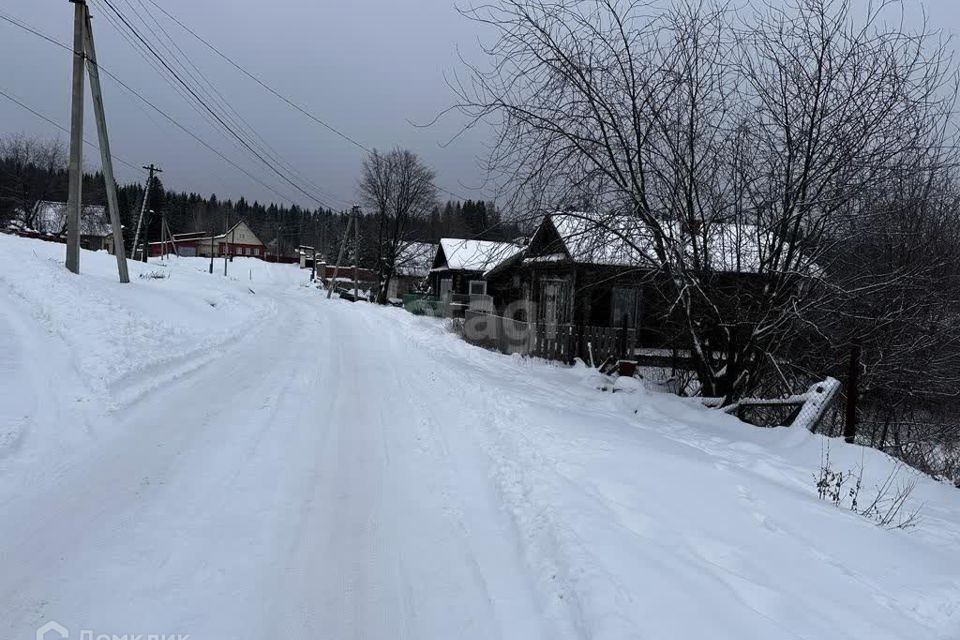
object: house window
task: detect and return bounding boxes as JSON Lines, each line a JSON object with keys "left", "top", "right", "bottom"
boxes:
{"left": 468, "top": 280, "right": 487, "bottom": 296}
{"left": 611, "top": 287, "right": 640, "bottom": 328}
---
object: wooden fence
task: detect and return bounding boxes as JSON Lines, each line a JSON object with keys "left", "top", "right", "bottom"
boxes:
{"left": 463, "top": 310, "right": 649, "bottom": 365}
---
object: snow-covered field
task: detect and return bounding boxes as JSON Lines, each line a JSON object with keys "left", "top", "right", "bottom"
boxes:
{"left": 1, "top": 233, "right": 959, "bottom": 640}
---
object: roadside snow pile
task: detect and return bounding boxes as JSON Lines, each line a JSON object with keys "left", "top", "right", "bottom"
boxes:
{"left": 381, "top": 306, "right": 960, "bottom": 640}
{"left": 0, "top": 235, "right": 307, "bottom": 484}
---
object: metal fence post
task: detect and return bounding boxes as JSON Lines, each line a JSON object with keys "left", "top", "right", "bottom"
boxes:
{"left": 844, "top": 344, "right": 861, "bottom": 444}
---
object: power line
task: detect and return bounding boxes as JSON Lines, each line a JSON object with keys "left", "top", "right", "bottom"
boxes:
{"left": 112, "top": 0, "right": 348, "bottom": 207}
{"left": 0, "top": 7, "right": 477, "bottom": 209}
{"left": 1, "top": 5, "right": 338, "bottom": 210}
{"left": 95, "top": 0, "right": 337, "bottom": 210}
{"left": 0, "top": 9, "right": 314, "bottom": 209}
{"left": 0, "top": 84, "right": 141, "bottom": 175}
{"left": 0, "top": 11, "right": 71, "bottom": 51}
{"left": 90, "top": 0, "right": 293, "bottom": 192}
{"left": 103, "top": 0, "right": 343, "bottom": 209}
{"left": 144, "top": 0, "right": 373, "bottom": 154}
{"left": 139, "top": 0, "right": 478, "bottom": 205}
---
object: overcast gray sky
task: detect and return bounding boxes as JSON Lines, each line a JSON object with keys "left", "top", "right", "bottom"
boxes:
{"left": 1, "top": 0, "right": 959, "bottom": 211}
{"left": 0, "top": 0, "right": 492, "bottom": 210}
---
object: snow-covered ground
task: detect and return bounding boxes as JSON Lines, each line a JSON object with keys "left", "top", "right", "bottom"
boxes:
{"left": 1, "top": 233, "right": 959, "bottom": 640}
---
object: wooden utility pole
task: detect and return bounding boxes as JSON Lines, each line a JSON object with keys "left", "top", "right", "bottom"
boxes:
{"left": 65, "top": 0, "right": 86, "bottom": 275}
{"left": 208, "top": 230, "right": 215, "bottom": 274}
{"left": 164, "top": 217, "right": 178, "bottom": 257}
{"left": 326, "top": 209, "right": 356, "bottom": 299}
{"left": 81, "top": 3, "right": 129, "bottom": 282}
{"left": 159, "top": 215, "right": 177, "bottom": 259}
{"left": 274, "top": 216, "right": 281, "bottom": 263}
{"left": 352, "top": 207, "right": 360, "bottom": 298}
{"left": 223, "top": 213, "right": 229, "bottom": 276}
{"left": 131, "top": 163, "right": 161, "bottom": 261}
{"left": 141, "top": 210, "right": 152, "bottom": 262}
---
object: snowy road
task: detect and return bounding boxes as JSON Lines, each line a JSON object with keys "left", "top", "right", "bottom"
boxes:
{"left": 1, "top": 290, "right": 555, "bottom": 639}
{"left": 2, "top": 239, "right": 960, "bottom": 640}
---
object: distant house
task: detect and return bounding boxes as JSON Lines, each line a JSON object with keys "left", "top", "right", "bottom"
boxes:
{"left": 149, "top": 231, "right": 209, "bottom": 258}
{"left": 148, "top": 221, "right": 265, "bottom": 259}
{"left": 14, "top": 201, "right": 118, "bottom": 252}
{"left": 429, "top": 238, "right": 524, "bottom": 300}
{"left": 387, "top": 241, "right": 437, "bottom": 299}
{"left": 264, "top": 236, "right": 299, "bottom": 264}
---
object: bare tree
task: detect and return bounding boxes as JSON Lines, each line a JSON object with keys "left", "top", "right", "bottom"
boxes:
{"left": 0, "top": 133, "right": 67, "bottom": 226}
{"left": 456, "top": 0, "right": 957, "bottom": 400}
{"left": 359, "top": 148, "right": 438, "bottom": 304}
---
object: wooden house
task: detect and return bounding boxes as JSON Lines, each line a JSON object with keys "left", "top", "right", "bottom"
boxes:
{"left": 264, "top": 236, "right": 299, "bottom": 263}
{"left": 387, "top": 241, "right": 437, "bottom": 299}
{"left": 485, "top": 212, "right": 773, "bottom": 350}
{"left": 16, "top": 201, "right": 117, "bottom": 252}
{"left": 429, "top": 238, "right": 523, "bottom": 299}
{"left": 148, "top": 221, "right": 265, "bottom": 259}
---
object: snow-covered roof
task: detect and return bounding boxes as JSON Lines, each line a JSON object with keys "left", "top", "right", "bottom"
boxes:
{"left": 395, "top": 242, "right": 437, "bottom": 277}
{"left": 26, "top": 201, "right": 113, "bottom": 237}
{"left": 548, "top": 212, "right": 654, "bottom": 267}
{"left": 435, "top": 238, "right": 523, "bottom": 273}
{"left": 542, "top": 212, "right": 777, "bottom": 274}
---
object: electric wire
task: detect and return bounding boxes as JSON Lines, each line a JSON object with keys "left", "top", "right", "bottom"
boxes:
{"left": 95, "top": 0, "right": 337, "bottom": 209}
{"left": 0, "top": 10, "right": 310, "bottom": 208}
{"left": 0, "top": 84, "right": 141, "bottom": 175}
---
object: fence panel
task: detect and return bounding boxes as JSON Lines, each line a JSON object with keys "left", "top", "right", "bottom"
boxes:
{"left": 460, "top": 311, "right": 660, "bottom": 367}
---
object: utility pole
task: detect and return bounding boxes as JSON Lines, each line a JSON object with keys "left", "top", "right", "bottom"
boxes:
{"left": 275, "top": 214, "right": 281, "bottom": 263}
{"left": 209, "top": 230, "right": 214, "bottom": 274}
{"left": 163, "top": 217, "right": 178, "bottom": 257}
{"left": 131, "top": 163, "right": 161, "bottom": 261}
{"left": 81, "top": 4, "right": 129, "bottom": 283}
{"left": 223, "top": 212, "right": 229, "bottom": 276}
{"left": 326, "top": 208, "right": 356, "bottom": 299}
{"left": 65, "top": 0, "right": 86, "bottom": 275}
{"left": 141, "top": 210, "right": 153, "bottom": 262}
{"left": 353, "top": 206, "right": 360, "bottom": 298}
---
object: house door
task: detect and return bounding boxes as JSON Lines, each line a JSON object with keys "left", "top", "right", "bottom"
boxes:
{"left": 439, "top": 278, "right": 453, "bottom": 300}
{"left": 538, "top": 279, "right": 570, "bottom": 338}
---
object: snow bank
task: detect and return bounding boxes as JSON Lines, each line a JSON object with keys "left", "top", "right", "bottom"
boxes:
{"left": 0, "top": 234, "right": 309, "bottom": 491}
{"left": 373, "top": 305, "right": 960, "bottom": 640}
